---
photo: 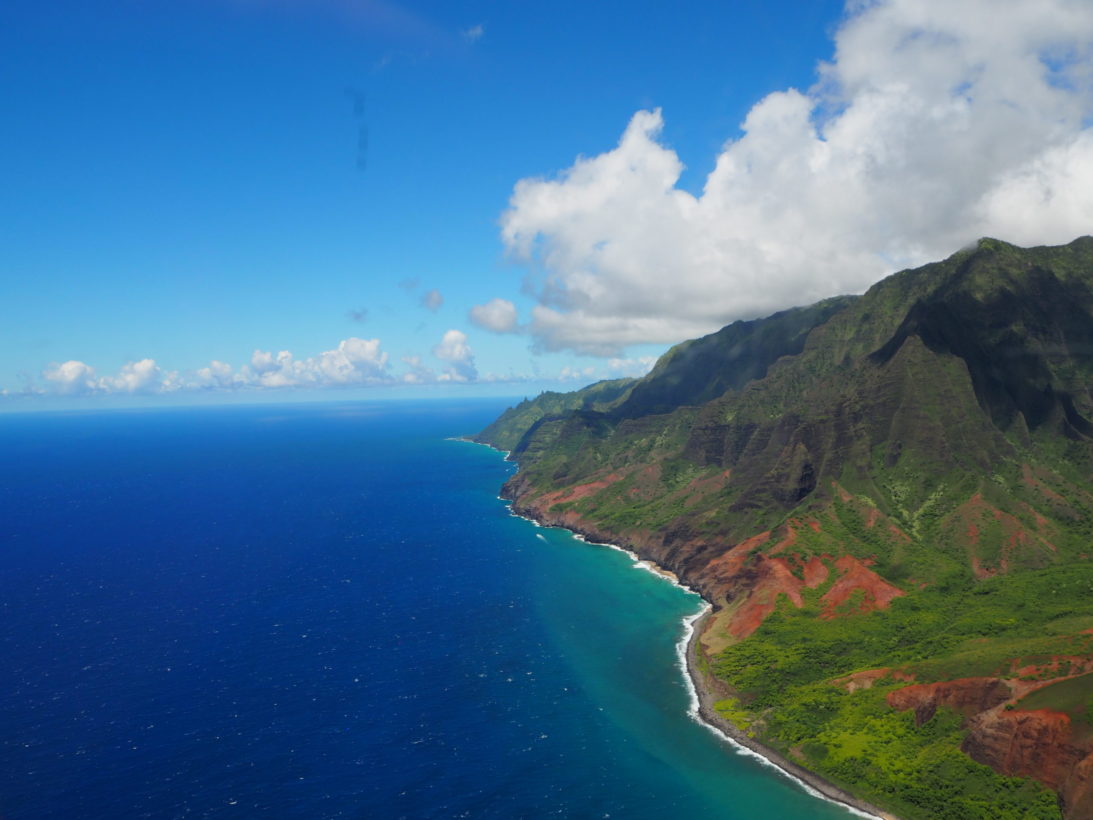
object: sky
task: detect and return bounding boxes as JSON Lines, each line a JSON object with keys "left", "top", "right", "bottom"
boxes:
{"left": 3, "top": 0, "right": 1093, "bottom": 410}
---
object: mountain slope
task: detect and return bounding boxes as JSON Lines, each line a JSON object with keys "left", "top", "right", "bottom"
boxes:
{"left": 473, "top": 377, "right": 635, "bottom": 452}
{"left": 478, "top": 237, "right": 1093, "bottom": 819}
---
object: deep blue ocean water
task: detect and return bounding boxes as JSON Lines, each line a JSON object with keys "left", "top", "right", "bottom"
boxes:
{"left": 0, "top": 400, "right": 861, "bottom": 819}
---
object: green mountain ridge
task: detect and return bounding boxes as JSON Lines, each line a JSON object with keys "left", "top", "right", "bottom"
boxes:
{"left": 477, "top": 237, "right": 1093, "bottom": 820}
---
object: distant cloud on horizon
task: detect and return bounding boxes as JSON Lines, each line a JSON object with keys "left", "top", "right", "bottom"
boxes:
{"left": 25, "top": 329, "right": 591, "bottom": 398}
{"left": 432, "top": 328, "right": 477, "bottom": 382}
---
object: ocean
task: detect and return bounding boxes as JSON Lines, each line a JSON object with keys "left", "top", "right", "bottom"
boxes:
{"left": 0, "top": 400, "right": 860, "bottom": 818}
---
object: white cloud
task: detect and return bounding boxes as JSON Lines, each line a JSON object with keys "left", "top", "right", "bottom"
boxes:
{"left": 42, "top": 358, "right": 176, "bottom": 394}
{"left": 462, "top": 23, "right": 484, "bottom": 43}
{"left": 194, "top": 360, "right": 237, "bottom": 389}
{"left": 608, "top": 356, "right": 657, "bottom": 377}
{"left": 501, "top": 0, "right": 1093, "bottom": 355}
{"left": 97, "top": 358, "right": 173, "bottom": 393}
{"left": 400, "top": 355, "right": 435, "bottom": 384}
{"left": 432, "top": 329, "right": 478, "bottom": 382}
{"left": 420, "top": 288, "right": 444, "bottom": 312}
{"left": 36, "top": 338, "right": 396, "bottom": 396}
{"left": 43, "top": 360, "right": 98, "bottom": 394}
{"left": 559, "top": 365, "right": 597, "bottom": 382}
{"left": 244, "top": 337, "right": 391, "bottom": 388}
{"left": 469, "top": 297, "right": 519, "bottom": 333}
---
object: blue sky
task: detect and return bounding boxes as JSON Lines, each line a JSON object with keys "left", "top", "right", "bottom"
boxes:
{"left": 3, "top": 0, "right": 1093, "bottom": 408}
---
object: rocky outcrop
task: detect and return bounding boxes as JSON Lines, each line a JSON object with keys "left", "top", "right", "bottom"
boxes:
{"left": 964, "top": 706, "right": 1093, "bottom": 818}
{"left": 886, "top": 677, "right": 1012, "bottom": 725}
{"left": 887, "top": 675, "right": 1093, "bottom": 818}
{"left": 1062, "top": 751, "right": 1093, "bottom": 819}
{"left": 963, "top": 708, "right": 1082, "bottom": 791}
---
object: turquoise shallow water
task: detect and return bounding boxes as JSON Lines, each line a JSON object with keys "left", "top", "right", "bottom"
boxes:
{"left": 0, "top": 400, "right": 862, "bottom": 818}
{"left": 509, "top": 484, "right": 862, "bottom": 820}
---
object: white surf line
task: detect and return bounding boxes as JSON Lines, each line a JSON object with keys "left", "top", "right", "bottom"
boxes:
{"left": 478, "top": 441, "right": 884, "bottom": 819}
{"left": 525, "top": 515, "right": 884, "bottom": 819}
{"left": 675, "top": 609, "right": 884, "bottom": 820}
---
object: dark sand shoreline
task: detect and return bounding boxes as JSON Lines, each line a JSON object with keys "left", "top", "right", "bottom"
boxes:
{"left": 462, "top": 435, "right": 899, "bottom": 819}
{"left": 683, "top": 610, "right": 899, "bottom": 820}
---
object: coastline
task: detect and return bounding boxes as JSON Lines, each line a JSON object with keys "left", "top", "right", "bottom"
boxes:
{"left": 682, "top": 610, "right": 898, "bottom": 820}
{"left": 457, "top": 438, "right": 899, "bottom": 820}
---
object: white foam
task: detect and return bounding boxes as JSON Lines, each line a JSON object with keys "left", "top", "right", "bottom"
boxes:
{"left": 674, "top": 609, "right": 883, "bottom": 820}
{"left": 455, "top": 437, "right": 512, "bottom": 457}
{"left": 483, "top": 444, "right": 883, "bottom": 819}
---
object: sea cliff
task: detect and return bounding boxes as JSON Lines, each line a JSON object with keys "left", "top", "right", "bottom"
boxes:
{"left": 480, "top": 237, "right": 1093, "bottom": 819}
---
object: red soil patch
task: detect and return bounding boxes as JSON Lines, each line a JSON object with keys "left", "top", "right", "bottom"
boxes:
{"left": 887, "top": 677, "right": 1012, "bottom": 724}
{"left": 703, "top": 531, "right": 772, "bottom": 585}
{"left": 864, "top": 507, "right": 881, "bottom": 528}
{"left": 1022, "top": 463, "right": 1067, "bottom": 503}
{"left": 538, "top": 472, "right": 622, "bottom": 507}
{"left": 706, "top": 527, "right": 902, "bottom": 638}
{"left": 726, "top": 556, "right": 806, "bottom": 639}
{"left": 1024, "top": 503, "right": 1051, "bottom": 530}
{"left": 832, "top": 667, "right": 916, "bottom": 693}
{"left": 971, "top": 556, "right": 996, "bottom": 580}
{"left": 819, "top": 554, "right": 904, "bottom": 619}
{"left": 833, "top": 668, "right": 892, "bottom": 693}
{"left": 886, "top": 665, "right": 1093, "bottom": 810}
{"left": 806, "top": 518, "right": 822, "bottom": 533}
{"left": 1010, "top": 656, "right": 1093, "bottom": 680}
{"left": 949, "top": 492, "right": 1057, "bottom": 576}
{"left": 680, "top": 468, "right": 731, "bottom": 503}
{"left": 801, "top": 555, "right": 829, "bottom": 588}
{"left": 716, "top": 548, "right": 838, "bottom": 640}
{"left": 767, "top": 525, "right": 799, "bottom": 555}
{"left": 964, "top": 707, "right": 1082, "bottom": 794}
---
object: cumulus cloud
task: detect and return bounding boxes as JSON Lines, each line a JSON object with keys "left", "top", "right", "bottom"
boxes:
{"left": 432, "top": 329, "right": 478, "bottom": 382}
{"left": 245, "top": 337, "right": 391, "bottom": 388}
{"left": 43, "top": 360, "right": 98, "bottom": 394}
{"left": 468, "top": 297, "right": 520, "bottom": 333}
{"left": 420, "top": 288, "right": 444, "bottom": 312}
{"left": 97, "top": 358, "right": 175, "bottom": 393}
{"left": 501, "top": 0, "right": 1093, "bottom": 355}
{"left": 194, "top": 360, "right": 237, "bottom": 389}
{"left": 400, "top": 354, "right": 435, "bottom": 384}
{"left": 36, "top": 338, "right": 397, "bottom": 396}
{"left": 42, "top": 358, "right": 177, "bottom": 394}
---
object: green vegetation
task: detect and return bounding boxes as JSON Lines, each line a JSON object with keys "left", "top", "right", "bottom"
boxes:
{"left": 480, "top": 236, "right": 1093, "bottom": 819}
{"left": 473, "top": 377, "right": 635, "bottom": 452}
{"left": 712, "top": 697, "right": 752, "bottom": 733}
{"left": 788, "top": 687, "right": 1058, "bottom": 820}
{"left": 1017, "top": 673, "right": 1093, "bottom": 730}
{"left": 713, "top": 566, "right": 1093, "bottom": 699}
{"left": 704, "top": 566, "right": 1093, "bottom": 816}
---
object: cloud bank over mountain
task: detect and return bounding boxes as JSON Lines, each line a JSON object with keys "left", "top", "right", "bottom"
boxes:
{"left": 500, "top": 0, "right": 1093, "bottom": 355}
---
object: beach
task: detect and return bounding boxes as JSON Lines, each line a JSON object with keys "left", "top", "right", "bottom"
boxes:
{"left": 682, "top": 609, "right": 898, "bottom": 820}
